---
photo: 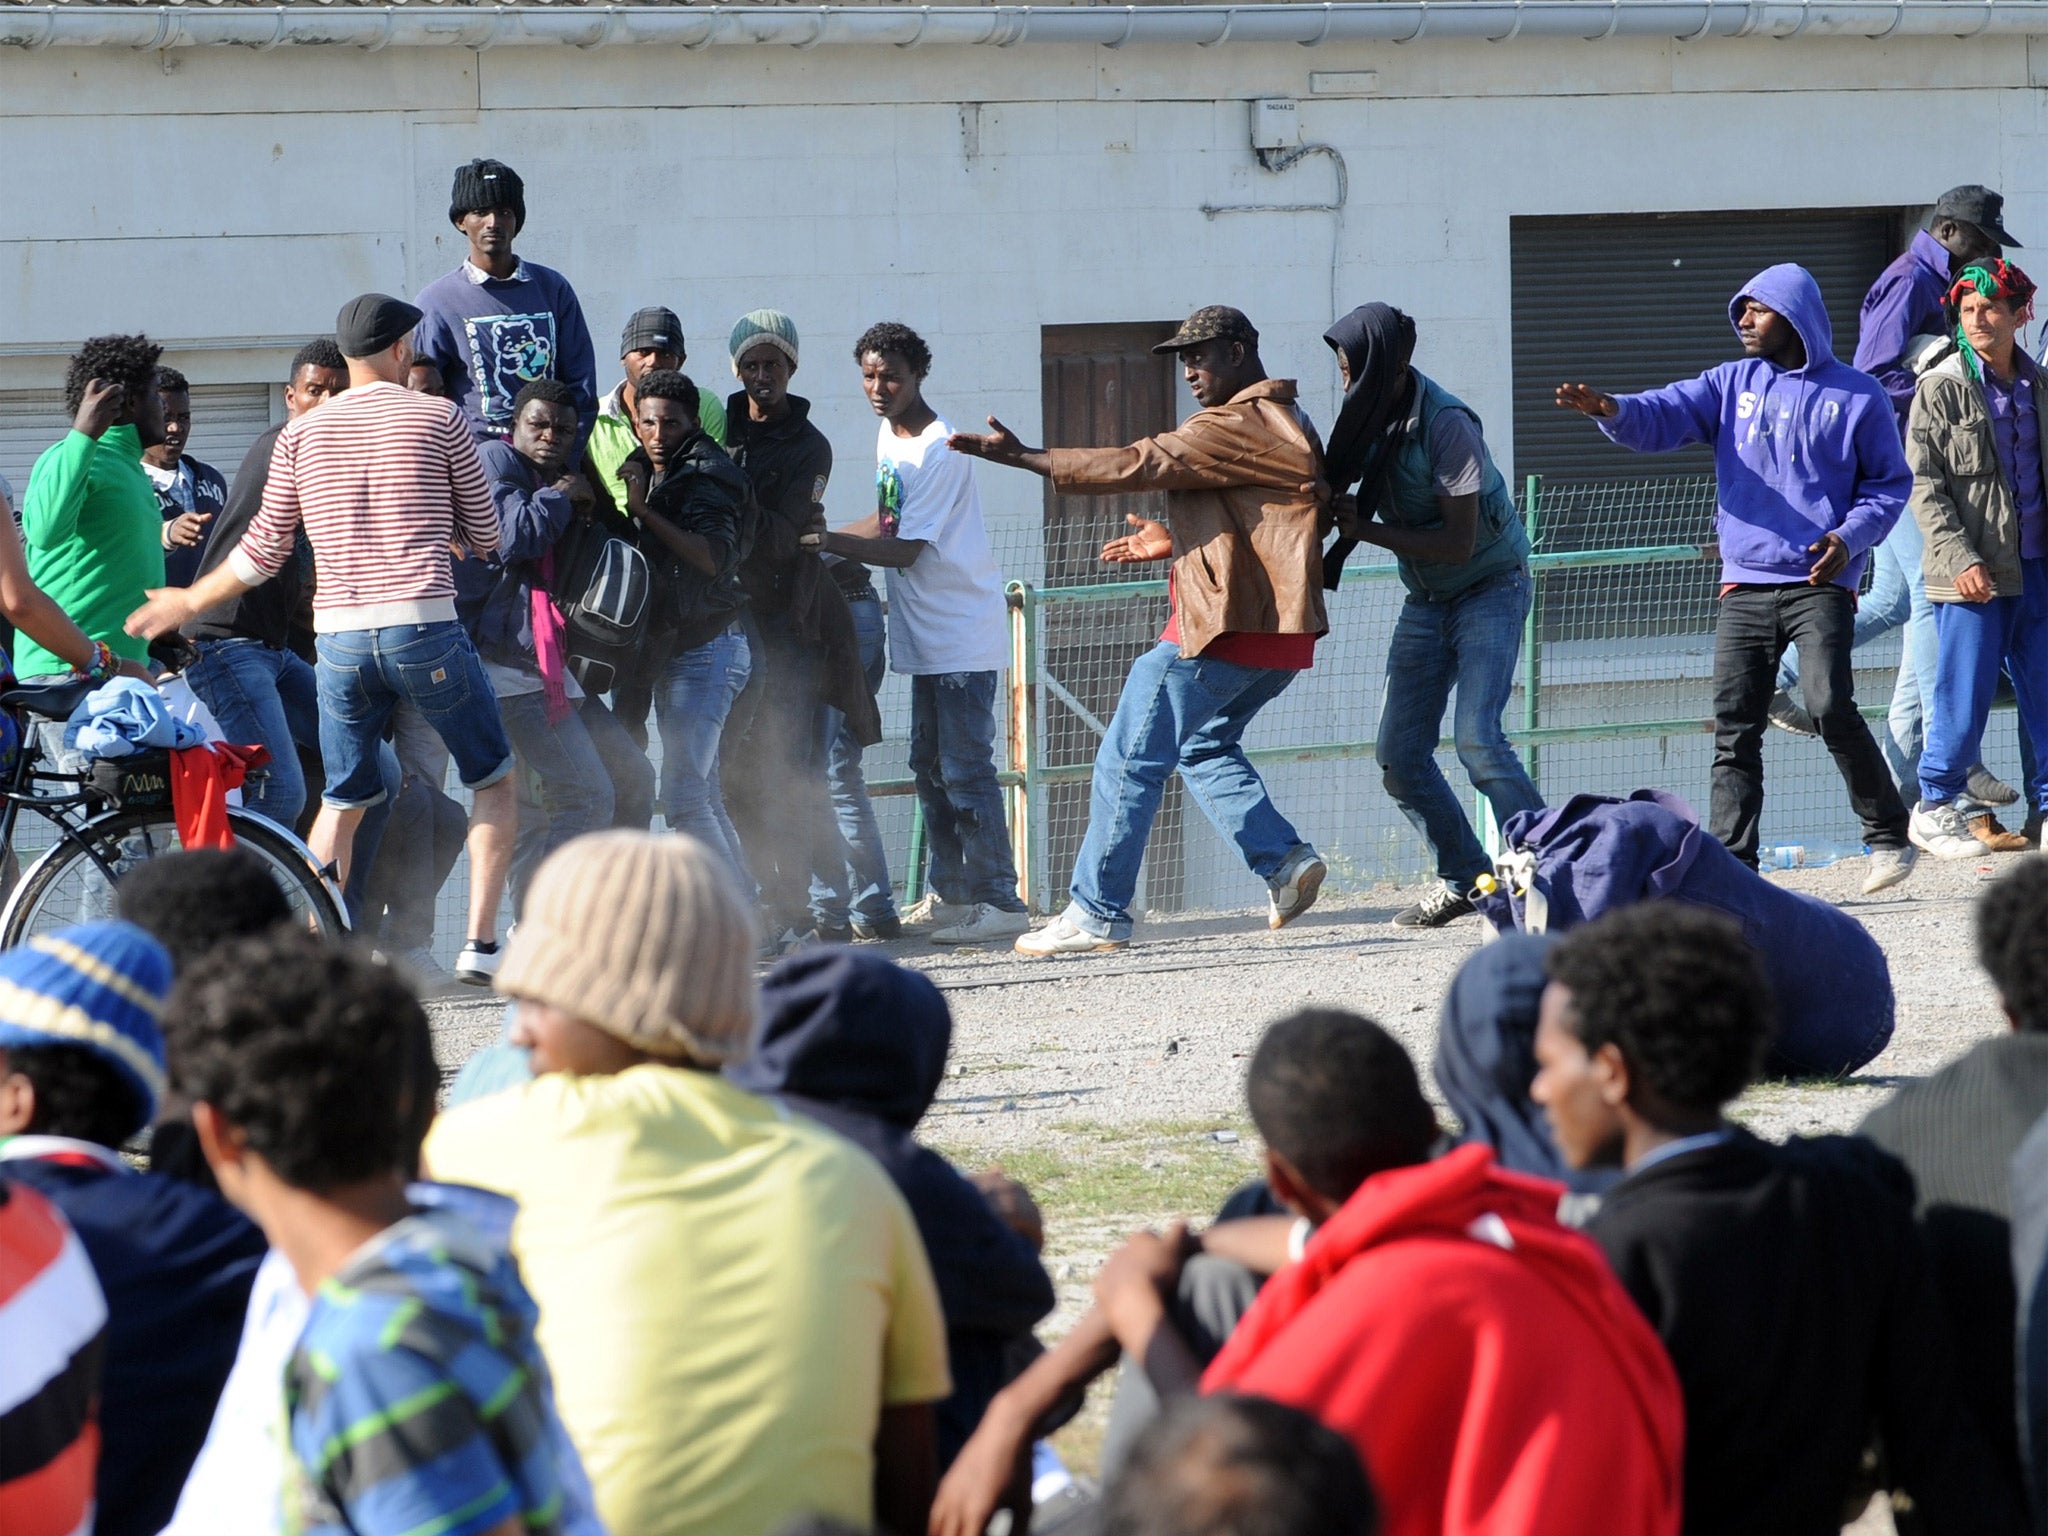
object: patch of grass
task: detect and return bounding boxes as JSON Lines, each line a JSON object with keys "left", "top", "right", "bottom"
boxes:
{"left": 937, "top": 1117, "right": 1262, "bottom": 1255}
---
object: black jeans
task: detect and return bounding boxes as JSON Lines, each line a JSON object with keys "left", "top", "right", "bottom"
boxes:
{"left": 1712, "top": 583, "right": 1909, "bottom": 866}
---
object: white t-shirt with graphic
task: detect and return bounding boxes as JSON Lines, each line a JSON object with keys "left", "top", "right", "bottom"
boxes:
{"left": 876, "top": 418, "right": 1009, "bottom": 675}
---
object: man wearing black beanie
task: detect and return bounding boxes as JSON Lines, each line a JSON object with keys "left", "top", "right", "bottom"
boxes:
{"left": 413, "top": 157, "right": 598, "bottom": 450}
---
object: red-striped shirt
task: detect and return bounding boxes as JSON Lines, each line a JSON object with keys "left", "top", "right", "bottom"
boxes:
{"left": 229, "top": 381, "right": 498, "bottom": 633}
{"left": 0, "top": 1178, "right": 106, "bottom": 1536}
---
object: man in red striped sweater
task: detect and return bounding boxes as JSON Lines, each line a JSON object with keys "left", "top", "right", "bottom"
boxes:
{"left": 130, "top": 293, "right": 519, "bottom": 983}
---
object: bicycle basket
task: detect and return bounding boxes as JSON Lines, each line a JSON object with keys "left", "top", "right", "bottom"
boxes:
{"left": 87, "top": 749, "right": 173, "bottom": 812}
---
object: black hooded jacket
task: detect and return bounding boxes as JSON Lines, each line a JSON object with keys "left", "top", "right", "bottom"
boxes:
{"left": 633, "top": 429, "right": 751, "bottom": 654}
{"left": 729, "top": 949, "right": 1056, "bottom": 1465}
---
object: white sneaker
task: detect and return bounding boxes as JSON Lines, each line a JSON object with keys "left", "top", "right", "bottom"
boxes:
{"left": 1014, "top": 913, "right": 1127, "bottom": 957}
{"left": 454, "top": 940, "right": 502, "bottom": 986}
{"left": 930, "top": 903, "right": 1032, "bottom": 946}
{"left": 1909, "top": 802, "right": 1981, "bottom": 861}
{"left": 1268, "top": 850, "right": 1327, "bottom": 930}
{"left": 1861, "top": 846, "right": 1917, "bottom": 894}
{"left": 899, "top": 892, "right": 954, "bottom": 930}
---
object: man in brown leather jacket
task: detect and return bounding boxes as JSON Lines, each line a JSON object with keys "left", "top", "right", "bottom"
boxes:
{"left": 952, "top": 306, "right": 1330, "bottom": 955}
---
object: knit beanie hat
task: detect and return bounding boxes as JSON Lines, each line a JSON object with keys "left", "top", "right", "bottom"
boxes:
{"left": 449, "top": 159, "right": 526, "bottom": 234}
{"left": 0, "top": 920, "right": 172, "bottom": 1137}
{"left": 729, "top": 310, "right": 801, "bottom": 374}
{"left": 495, "top": 832, "right": 759, "bottom": 1065}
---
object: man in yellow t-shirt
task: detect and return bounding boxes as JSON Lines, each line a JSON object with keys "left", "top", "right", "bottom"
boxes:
{"left": 424, "top": 831, "right": 951, "bottom": 1536}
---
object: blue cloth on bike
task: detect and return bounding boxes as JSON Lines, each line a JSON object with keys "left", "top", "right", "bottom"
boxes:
{"left": 66, "top": 677, "right": 206, "bottom": 759}
{"left": 1475, "top": 788, "right": 1895, "bottom": 1078}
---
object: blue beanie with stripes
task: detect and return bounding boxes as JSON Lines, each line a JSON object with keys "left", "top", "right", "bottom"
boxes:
{"left": 0, "top": 921, "right": 172, "bottom": 1137}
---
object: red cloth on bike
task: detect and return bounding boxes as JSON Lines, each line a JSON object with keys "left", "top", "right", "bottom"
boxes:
{"left": 168, "top": 743, "right": 266, "bottom": 851}
{"left": 1202, "top": 1144, "right": 1685, "bottom": 1536}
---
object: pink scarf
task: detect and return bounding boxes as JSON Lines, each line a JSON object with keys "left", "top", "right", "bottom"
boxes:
{"left": 532, "top": 550, "right": 572, "bottom": 725}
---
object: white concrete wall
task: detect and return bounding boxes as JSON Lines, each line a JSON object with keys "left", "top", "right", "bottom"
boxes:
{"left": 5, "top": 31, "right": 2043, "bottom": 907}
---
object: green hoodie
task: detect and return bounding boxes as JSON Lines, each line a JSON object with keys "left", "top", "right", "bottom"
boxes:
{"left": 18, "top": 426, "right": 165, "bottom": 676}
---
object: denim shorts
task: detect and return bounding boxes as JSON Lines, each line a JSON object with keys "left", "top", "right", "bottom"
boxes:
{"left": 314, "top": 621, "right": 513, "bottom": 809}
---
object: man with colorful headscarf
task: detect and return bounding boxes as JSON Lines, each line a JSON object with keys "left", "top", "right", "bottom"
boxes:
{"left": 1903, "top": 257, "right": 2048, "bottom": 857}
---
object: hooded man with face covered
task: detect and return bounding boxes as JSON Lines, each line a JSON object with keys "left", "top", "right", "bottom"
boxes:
{"left": 1324, "top": 304, "right": 1543, "bottom": 931}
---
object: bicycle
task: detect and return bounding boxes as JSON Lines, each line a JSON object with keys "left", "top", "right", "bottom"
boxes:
{"left": 0, "top": 672, "right": 348, "bottom": 946}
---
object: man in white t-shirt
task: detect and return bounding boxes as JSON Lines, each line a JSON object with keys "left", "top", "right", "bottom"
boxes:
{"left": 823, "top": 322, "right": 1027, "bottom": 945}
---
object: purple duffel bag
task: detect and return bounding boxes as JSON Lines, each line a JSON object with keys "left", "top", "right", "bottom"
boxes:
{"left": 1473, "top": 788, "right": 1894, "bottom": 1078}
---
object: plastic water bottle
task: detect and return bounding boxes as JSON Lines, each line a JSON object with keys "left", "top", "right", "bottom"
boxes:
{"left": 1761, "top": 844, "right": 1842, "bottom": 870}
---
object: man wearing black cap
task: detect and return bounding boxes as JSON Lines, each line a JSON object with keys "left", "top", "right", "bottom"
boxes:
{"left": 413, "top": 157, "right": 598, "bottom": 448}
{"left": 587, "top": 306, "right": 728, "bottom": 523}
{"left": 1772, "top": 184, "right": 2030, "bottom": 845}
{"left": 129, "top": 293, "right": 520, "bottom": 987}
{"left": 953, "top": 305, "right": 1331, "bottom": 956}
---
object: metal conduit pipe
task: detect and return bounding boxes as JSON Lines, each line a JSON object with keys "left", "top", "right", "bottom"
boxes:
{"left": 2, "top": 0, "right": 2046, "bottom": 50}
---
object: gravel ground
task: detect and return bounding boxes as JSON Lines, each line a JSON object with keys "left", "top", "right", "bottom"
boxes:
{"left": 427, "top": 848, "right": 2008, "bottom": 1150}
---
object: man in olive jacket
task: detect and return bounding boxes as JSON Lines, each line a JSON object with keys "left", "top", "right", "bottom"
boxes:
{"left": 952, "top": 306, "right": 1330, "bottom": 955}
{"left": 1904, "top": 259, "right": 2048, "bottom": 858}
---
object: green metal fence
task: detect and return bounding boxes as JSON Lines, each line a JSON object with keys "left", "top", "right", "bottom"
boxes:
{"left": 862, "top": 473, "right": 2002, "bottom": 916}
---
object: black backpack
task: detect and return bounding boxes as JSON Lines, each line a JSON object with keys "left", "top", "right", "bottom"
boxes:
{"left": 548, "top": 516, "right": 650, "bottom": 693}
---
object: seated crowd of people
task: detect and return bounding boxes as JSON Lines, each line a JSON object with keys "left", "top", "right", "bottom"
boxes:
{"left": 3, "top": 832, "right": 2047, "bottom": 1536}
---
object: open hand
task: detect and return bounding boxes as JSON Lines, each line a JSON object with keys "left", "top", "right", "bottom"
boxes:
{"left": 929, "top": 1403, "right": 1028, "bottom": 1536}
{"left": 1955, "top": 561, "right": 1995, "bottom": 602}
{"left": 163, "top": 511, "right": 211, "bottom": 549}
{"left": 74, "top": 378, "right": 125, "bottom": 439}
{"left": 125, "top": 587, "right": 196, "bottom": 642}
{"left": 1554, "top": 383, "right": 1619, "bottom": 419}
{"left": 1101, "top": 514, "right": 1172, "bottom": 563}
{"left": 949, "top": 416, "right": 1032, "bottom": 467}
{"left": 1806, "top": 533, "right": 1849, "bottom": 586}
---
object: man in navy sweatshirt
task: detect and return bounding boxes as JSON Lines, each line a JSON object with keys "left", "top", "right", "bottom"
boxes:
{"left": 1556, "top": 263, "right": 1917, "bottom": 893}
{"left": 413, "top": 158, "right": 599, "bottom": 447}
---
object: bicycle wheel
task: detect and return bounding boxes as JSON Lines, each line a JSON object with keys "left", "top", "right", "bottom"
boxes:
{"left": 1, "top": 808, "right": 349, "bottom": 946}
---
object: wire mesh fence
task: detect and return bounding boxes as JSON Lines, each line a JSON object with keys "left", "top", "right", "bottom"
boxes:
{"left": 412, "top": 472, "right": 2009, "bottom": 954}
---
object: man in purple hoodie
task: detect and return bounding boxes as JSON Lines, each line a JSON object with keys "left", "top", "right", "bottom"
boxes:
{"left": 1557, "top": 263, "right": 1917, "bottom": 894}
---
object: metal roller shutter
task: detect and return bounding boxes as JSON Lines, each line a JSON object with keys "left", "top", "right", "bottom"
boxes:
{"left": 0, "top": 383, "right": 277, "bottom": 507}
{"left": 1510, "top": 208, "right": 1900, "bottom": 493}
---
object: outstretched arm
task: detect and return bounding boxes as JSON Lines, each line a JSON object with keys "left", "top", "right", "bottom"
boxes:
{"left": 822, "top": 512, "right": 927, "bottom": 570}
{"left": 950, "top": 417, "right": 1054, "bottom": 479}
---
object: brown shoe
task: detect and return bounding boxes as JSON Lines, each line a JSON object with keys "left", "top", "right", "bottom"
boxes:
{"left": 1967, "top": 811, "right": 2031, "bottom": 852}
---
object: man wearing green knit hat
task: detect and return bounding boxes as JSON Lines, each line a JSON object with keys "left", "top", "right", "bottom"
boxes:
{"left": 1904, "top": 256, "right": 2048, "bottom": 857}
{"left": 722, "top": 309, "right": 885, "bottom": 948}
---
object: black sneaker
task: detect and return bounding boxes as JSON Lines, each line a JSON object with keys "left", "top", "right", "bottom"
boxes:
{"left": 1766, "top": 690, "right": 1818, "bottom": 736}
{"left": 812, "top": 923, "right": 854, "bottom": 946}
{"left": 1392, "top": 887, "right": 1476, "bottom": 929}
{"left": 851, "top": 913, "right": 903, "bottom": 941}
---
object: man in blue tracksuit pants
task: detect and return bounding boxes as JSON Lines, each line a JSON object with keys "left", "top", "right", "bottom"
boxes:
{"left": 1902, "top": 258, "right": 2048, "bottom": 858}
{"left": 1556, "top": 263, "right": 1917, "bottom": 893}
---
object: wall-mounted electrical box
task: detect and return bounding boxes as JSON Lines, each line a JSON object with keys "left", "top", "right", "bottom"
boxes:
{"left": 1250, "top": 98, "right": 1300, "bottom": 151}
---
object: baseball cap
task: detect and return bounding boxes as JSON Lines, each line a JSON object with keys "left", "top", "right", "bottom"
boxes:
{"left": 1934, "top": 185, "right": 2021, "bottom": 248}
{"left": 1152, "top": 305, "right": 1261, "bottom": 355}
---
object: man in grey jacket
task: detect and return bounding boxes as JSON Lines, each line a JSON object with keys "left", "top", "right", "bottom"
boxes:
{"left": 1904, "top": 257, "right": 2048, "bottom": 857}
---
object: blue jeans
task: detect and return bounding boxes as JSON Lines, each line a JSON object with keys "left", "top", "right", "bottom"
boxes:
{"left": 1378, "top": 568, "right": 1545, "bottom": 887}
{"left": 364, "top": 702, "right": 466, "bottom": 950}
{"left": 909, "top": 670, "right": 1024, "bottom": 912}
{"left": 1778, "top": 513, "right": 1940, "bottom": 788}
{"left": 655, "top": 624, "right": 751, "bottom": 880}
{"left": 1921, "top": 558, "right": 2048, "bottom": 814}
{"left": 313, "top": 622, "right": 513, "bottom": 807}
{"left": 499, "top": 690, "right": 615, "bottom": 910}
{"left": 184, "top": 638, "right": 319, "bottom": 828}
{"left": 811, "top": 591, "right": 896, "bottom": 927}
{"left": 583, "top": 695, "right": 656, "bottom": 831}
{"left": 1068, "top": 643, "right": 1309, "bottom": 941}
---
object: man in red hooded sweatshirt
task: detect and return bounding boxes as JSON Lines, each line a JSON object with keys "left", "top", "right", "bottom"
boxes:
{"left": 931, "top": 1008, "right": 1683, "bottom": 1536}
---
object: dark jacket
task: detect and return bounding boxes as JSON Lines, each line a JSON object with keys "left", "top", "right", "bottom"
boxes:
{"left": 5, "top": 1151, "right": 266, "bottom": 1536}
{"left": 635, "top": 430, "right": 750, "bottom": 655}
{"left": 1860, "top": 1032, "right": 2048, "bottom": 1504}
{"left": 454, "top": 439, "right": 577, "bottom": 670}
{"left": 188, "top": 426, "right": 305, "bottom": 648}
{"left": 2006, "top": 1109, "right": 2048, "bottom": 1530}
{"left": 728, "top": 948, "right": 1056, "bottom": 1467}
{"left": 726, "top": 393, "right": 883, "bottom": 748}
{"left": 152, "top": 455, "right": 229, "bottom": 589}
{"left": 1589, "top": 1130, "right": 2025, "bottom": 1536}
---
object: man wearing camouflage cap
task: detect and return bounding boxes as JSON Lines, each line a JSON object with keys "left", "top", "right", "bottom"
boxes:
{"left": 954, "top": 305, "right": 1331, "bottom": 955}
